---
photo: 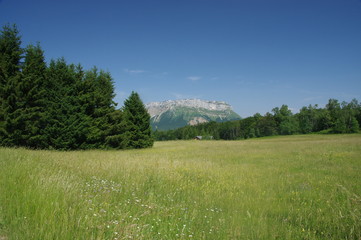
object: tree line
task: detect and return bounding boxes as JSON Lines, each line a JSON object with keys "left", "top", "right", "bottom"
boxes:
{"left": 154, "top": 98, "right": 361, "bottom": 141}
{"left": 0, "top": 24, "right": 153, "bottom": 150}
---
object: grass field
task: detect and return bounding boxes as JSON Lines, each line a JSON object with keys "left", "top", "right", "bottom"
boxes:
{"left": 0, "top": 134, "right": 361, "bottom": 239}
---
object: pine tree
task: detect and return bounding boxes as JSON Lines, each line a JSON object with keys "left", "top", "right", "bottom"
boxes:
{"left": 45, "top": 58, "right": 84, "bottom": 149}
{"left": 83, "top": 68, "right": 117, "bottom": 148}
{"left": 0, "top": 24, "right": 23, "bottom": 146}
{"left": 121, "top": 91, "right": 153, "bottom": 149}
{"left": 104, "top": 109, "right": 124, "bottom": 148}
{"left": 0, "top": 24, "right": 155, "bottom": 150}
{"left": 13, "top": 43, "right": 48, "bottom": 148}
{"left": 0, "top": 24, "right": 22, "bottom": 86}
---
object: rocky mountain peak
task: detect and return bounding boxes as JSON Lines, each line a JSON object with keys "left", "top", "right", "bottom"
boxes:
{"left": 145, "top": 99, "right": 241, "bottom": 131}
{"left": 145, "top": 99, "right": 232, "bottom": 118}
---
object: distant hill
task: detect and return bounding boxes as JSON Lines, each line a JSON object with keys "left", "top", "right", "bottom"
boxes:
{"left": 145, "top": 99, "right": 241, "bottom": 130}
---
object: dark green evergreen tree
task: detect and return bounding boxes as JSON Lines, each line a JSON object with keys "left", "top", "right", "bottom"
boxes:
{"left": 14, "top": 43, "right": 48, "bottom": 148}
{"left": 121, "top": 91, "right": 153, "bottom": 149}
{"left": 0, "top": 23, "right": 155, "bottom": 150}
{"left": 104, "top": 109, "right": 124, "bottom": 148}
{"left": 83, "top": 67, "right": 118, "bottom": 148}
{"left": 0, "top": 24, "right": 23, "bottom": 146}
{"left": 45, "top": 58, "right": 88, "bottom": 149}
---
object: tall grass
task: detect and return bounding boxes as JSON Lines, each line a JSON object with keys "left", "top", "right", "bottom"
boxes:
{"left": 1, "top": 134, "right": 361, "bottom": 239}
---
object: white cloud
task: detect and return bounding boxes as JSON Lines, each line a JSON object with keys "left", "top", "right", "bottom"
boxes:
{"left": 187, "top": 76, "right": 201, "bottom": 81}
{"left": 124, "top": 68, "right": 145, "bottom": 74}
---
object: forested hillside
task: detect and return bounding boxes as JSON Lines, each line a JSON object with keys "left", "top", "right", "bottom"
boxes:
{"left": 154, "top": 99, "right": 361, "bottom": 140}
{"left": 0, "top": 24, "right": 153, "bottom": 150}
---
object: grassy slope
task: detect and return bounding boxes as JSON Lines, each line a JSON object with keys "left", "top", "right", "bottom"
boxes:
{"left": 0, "top": 134, "right": 360, "bottom": 239}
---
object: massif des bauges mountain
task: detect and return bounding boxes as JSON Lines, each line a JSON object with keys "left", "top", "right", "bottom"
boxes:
{"left": 145, "top": 99, "right": 241, "bottom": 130}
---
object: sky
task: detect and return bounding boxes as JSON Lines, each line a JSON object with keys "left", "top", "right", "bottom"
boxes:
{"left": 1, "top": 0, "right": 361, "bottom": 117}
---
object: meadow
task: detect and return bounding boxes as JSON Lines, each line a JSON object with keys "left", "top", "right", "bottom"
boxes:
{"left": 0, "top": 134, "right": 361, "bottom": 240}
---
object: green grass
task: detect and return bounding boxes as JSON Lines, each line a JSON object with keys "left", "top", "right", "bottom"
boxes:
{"left": 1, "top": 134, "right": 361, "bottom": 239}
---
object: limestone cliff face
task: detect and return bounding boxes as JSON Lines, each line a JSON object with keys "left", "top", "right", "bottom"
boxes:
{"left": 188, "top": 117, "right": 208, "bottom": 126}
{"left": 145, "top": 99, "right": 241, "bottom": 130}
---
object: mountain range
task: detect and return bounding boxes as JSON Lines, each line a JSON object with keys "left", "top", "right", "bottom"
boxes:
{"left": 145, "top": 99, "right": 241, "bottom": 130}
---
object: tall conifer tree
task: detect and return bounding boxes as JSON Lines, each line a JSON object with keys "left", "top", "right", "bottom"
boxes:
{"left": 14, "top": 43, "right": 48, "bottom": 148}
{"left": 121, "top": 91, "right": 153, "bottom": 149}
{"left": 0, "top": 24, "right": 154, "bottom": 150}
{"left": 0, "top": 24, "right": 23, "bottom": 145}
{"left": 83, "top": 68, "right": 117, "bottom": 148}
{"left": 45, "top": 58, "right": 81, "bottom": 149}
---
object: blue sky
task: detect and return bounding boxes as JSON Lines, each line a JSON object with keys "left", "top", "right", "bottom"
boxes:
{"left": 1, "top": 0, "right": 361, "bottom": 117}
